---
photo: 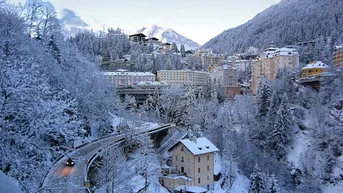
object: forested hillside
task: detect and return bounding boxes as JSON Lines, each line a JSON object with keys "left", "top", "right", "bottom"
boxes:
{"left": 203, "top": 0, "right": 343, "bottom": 61}
{"left": 0, "top": 2, "right": 118, "bottom": 191}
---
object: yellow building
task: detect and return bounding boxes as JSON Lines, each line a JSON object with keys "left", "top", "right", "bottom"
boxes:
{"left": 251, "top": 47, "right": 299, "bottom": 94}
{"left": 298, "top": 61, "right": 332, "bottom": 89}
{"left": 157, "top": 70, "right": 209, "bottom": 86}
{"left": 162, "top": 137, "right": 219, "bottom": 192}
{"left": 300, "top": 61, "right": 330, "bottom": 78}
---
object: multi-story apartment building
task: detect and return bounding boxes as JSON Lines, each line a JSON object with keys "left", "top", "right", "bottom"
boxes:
{"left": 194, "top": 49, "right": 213, "bottom": 57}
{"left": 201, "top": 54, "right": 225, "bottom": 71}
{"left": 210, "top": 65, "right": 241, "bottom": 98}
{"left": 251, "top": 47, "right": 299, "bottom": 94}
{"left": 103, "top": 69, "right": 155, "bottom": 87}
{"left": 210, "top": 65, "right": 238, "bottom": 87}
{"left": 221, "top": 57, "right": 251, "bottom": 72}
{"left": 334, "top": 45, "right": 343, "bottom": 69}
{"left": 162, "top": 137, "right": 219, "bottom": 192}
{"left": 157, "top": 70, "right": 209, "bottom": 86}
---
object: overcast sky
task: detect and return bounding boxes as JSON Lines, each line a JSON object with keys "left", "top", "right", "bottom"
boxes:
{"left": 7, "top": 0, "right": 280, "bottom": 45}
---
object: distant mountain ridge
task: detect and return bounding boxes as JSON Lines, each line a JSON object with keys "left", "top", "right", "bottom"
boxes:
{"left": 137, "top": 25, "right": 201, "bottom": 50}
{"left": 202, "top": 0, "right": 343, "bottom": 54}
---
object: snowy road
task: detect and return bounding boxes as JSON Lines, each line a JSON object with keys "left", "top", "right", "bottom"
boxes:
{"left": 39, "top": 123, "right": 174, "bottom": 193}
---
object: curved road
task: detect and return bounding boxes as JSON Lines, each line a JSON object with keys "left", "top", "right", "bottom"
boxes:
{"left": 39, "top": 124, "right": 174, "bottom": 193}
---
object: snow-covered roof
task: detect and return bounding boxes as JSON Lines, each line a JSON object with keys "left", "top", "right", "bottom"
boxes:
{"left": 103, "top": 71, "right": 156, "bottom": 76}
{"left": 174, "top": 185, "right": 207, "bottom": 193}
{"left": 158, "top": 70, "right": 209, "bottom": 74}
{"left": 180, "top": 137, "right": 219, "bottom": 155}
{"left": 302, "top": 61, "right": 330, "bottom": 70}
{"left": 274, "top": 47, "right": 298, "bottom": 56}
{"left": 163, "top": 174, "right": 193, "bottom": 181}
{"left": 335, "top": 45, "right": 343, "bottom": 49}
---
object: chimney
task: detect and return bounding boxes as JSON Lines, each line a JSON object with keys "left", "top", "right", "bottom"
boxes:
{"left": 190, "top": 135, "right": 197, "bottom": 144}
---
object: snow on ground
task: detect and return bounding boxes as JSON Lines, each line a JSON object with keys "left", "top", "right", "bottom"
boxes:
{"left": 209, "top": 172, "right": 250, "bottom": 193}
{"left": 209, "top": 153, "right": 250, "bottom": 193}
{"left": 226, "top": 173, "right": 250, "bottom": 193}
{"left": 131, "top": 175, "right": 169, "bottom": 193}
{"left": 0, "top": 171, "right": 23, "bottom": 193}
{"left": 214, "top": 153, "right": 222, "bottom": 175}
{"left": 321, "top": 182, "right": 343, "bottom": 193}
{"left": 110, "top": 113, "right": 160, "bottom": 134}
{"left": 287, "top": 130, "right": 310, "bottom": 169}
{"left": 331, "top": 155, "right": 343, "bottom": 182}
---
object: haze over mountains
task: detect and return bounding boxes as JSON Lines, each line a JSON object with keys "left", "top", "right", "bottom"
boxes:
{"left": 203, "top": 0, "right": 343, "bottom": 55}
{"left": 58, "top": 9, "right": 200, "bottom": 50}
{"left": 137, "top": 25, "right": 201, "bottom": 50}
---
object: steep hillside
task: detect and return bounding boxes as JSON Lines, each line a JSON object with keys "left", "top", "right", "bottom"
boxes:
{"left": 137, "top": 25, "right": 201, "bottom": 50}
{"left": 203, "top": 0, "right": 343, "bottom": 54}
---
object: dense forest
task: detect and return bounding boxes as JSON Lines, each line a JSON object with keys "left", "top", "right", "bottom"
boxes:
{"left": 1, "top": 0, "right": 343, "bottom": 193}
{"left": 203, "top": 0, "right": 343, "bottom": 64}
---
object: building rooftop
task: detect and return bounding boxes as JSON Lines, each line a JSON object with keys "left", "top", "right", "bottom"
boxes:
{"left": 302, "top": 61, "right": 330, "bottom": 70}
{"left": 129, "top": 33, "right": 146, "bottom": 38}
{"left": 148, "top": 37, "right": 159, "bottom": 41}
{"left": 103, "top": 71, "right": 156, "bottom": 76}
{"left": 158, "top": 70, "right": 209, "bottom": 74}
{"left": 163, "top": 174, "right": 193, "bottom": 181}
{"left": 180, "top": 137, "right": 219, "bottom": 156}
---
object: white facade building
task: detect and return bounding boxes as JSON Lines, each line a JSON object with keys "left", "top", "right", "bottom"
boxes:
{"left": 210, "top": 65, "right": 239, "bottom": 87}
{"left": 157, "top": 70, "right": 209, "bottom": 86}
{"left": 103, "top": 69, "right": 156, "bottom": 87}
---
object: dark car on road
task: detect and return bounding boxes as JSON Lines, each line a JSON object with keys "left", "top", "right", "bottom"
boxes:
{"left": 65, "top": 158, "right": 75, "bottom": 167}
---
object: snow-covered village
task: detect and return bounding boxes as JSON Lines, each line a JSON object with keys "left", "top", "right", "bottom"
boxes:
{"left": 1, "top": 0, "right": 343, "bottom": 193}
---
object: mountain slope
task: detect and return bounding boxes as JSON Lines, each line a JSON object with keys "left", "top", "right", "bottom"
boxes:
{"left": 58, "top": 8, "right": 91, "bottom": 38}
{"left": 203, "top": 0, "right": 343, "bottom": 54}
{"left": 137, "top": 25, "right": 201, "bottom": 50}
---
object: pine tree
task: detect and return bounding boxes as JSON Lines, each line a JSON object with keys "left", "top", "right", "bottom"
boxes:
{"left": 266, "top": 91, "right": 280, "bottom": 129}
{"left": 268, "top": 93, "right": 293, "bottom": 160}
{"left": 256, "top": 78, "right": 272, "bottom": 119}
{"left": 180, "top": 44, "right": 186, "bottom": 57}
{"left": 249, "top": 164, "right": 266, "bottom": 193}
{"left": 171, "top": 42, "right": 178, "bottom": 53}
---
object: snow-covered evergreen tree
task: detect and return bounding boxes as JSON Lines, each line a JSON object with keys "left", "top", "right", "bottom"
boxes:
{"left": 180, "top": 44, "right": 186, "bottom": 57}
{"left": 256, "top": 78, "right": 272, "bottom": 119}
{"left": 249, "top": 164, "right": 267, "bottom": 193}
{"left": 267, "top": 93, "right": 293, "bottom": 160}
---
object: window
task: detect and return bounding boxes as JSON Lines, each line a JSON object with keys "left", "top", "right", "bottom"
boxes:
{"left": 198, "top": 157, "right": 200, "bottom": 163}
{"left": 187, "top": 168, "right": 190, "bottom": 174}
{"left": 198, "top": 167, "right": 201, "bottom": 173}
{"left": 207, "top": 176, "right": 209, "bottom": 181}
{"left": 176, "top": 156, "right": 178, "bottom": 161}
{"left": 207, "top": 165, "right": 210, "bottom": 171}
{"left": 181, "top": 146, "right": 184, "bottom": 151}
{"left": 181, "top": 156, "right": 184, "bottom": 162}
{"left": 188, "top": 157, "right": 190, "bottom": 163}
{"left": 198, "top": 178, "right": 201, "bottom": 184}
{"left": 207, "top": 155, "right": 209, "bottom": 161}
